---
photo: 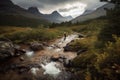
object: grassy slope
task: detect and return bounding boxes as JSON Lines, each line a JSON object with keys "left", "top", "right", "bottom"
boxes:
{"left": 0, "top": 26, "right": 72, "bottom": 43}
{"left": 62, "top": 18, "right": 120, "bottom": 80}
{"left": 0, "top": 15, "right": 49, "bottom": 27}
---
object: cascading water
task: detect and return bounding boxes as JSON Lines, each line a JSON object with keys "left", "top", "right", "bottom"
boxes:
{"left": 41, "top": 62, "right": 61, "bottom": 77}
{"left": 28, "top": 34, "right": 79, "bottom": 80}
{"left": 25, "top": 51, "right": 34, "bottom": 57}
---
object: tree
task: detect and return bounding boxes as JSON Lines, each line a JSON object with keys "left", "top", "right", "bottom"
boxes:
{"left": 101, "top": 0, "right": 120, "bottom": 4}
{"left": 98, "top": 0, "right": 120, "bottom": 45}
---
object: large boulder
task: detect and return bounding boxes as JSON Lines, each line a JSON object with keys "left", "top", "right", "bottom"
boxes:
{"left": 30, "top": 42, "right": 44, "bottom": 51}
{"left": 0, "top": 41, "right": 15, "bottom": 59}
{"left": 0, "top": 41, "right": 26, "bottom": 60}
{"left": 77, "top": 49, "right": 87, "bottom": 55}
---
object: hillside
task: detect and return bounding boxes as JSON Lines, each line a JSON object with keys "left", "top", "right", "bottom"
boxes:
{"left": 72, "top": 3, "right": 115, "bottom": 23}
{"left": 0, "top": 0, "right": 49, "bottom": 27}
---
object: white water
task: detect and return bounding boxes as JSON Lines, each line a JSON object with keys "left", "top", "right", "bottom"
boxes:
{"left": 25, "top": 51, "right": 34, "bottom": 57}
{"left": 56, "top": 34, "right": 78, "bottom": 48}
{"left": 41, "top": 62, "right": 61, "bottom": 77}
{"left": 30, "top": 68, "right": 39, "bottom": 75}
{"left": 29, "top": 34, "right": 79, "bottom": 78}
{"left": 40, "top": 34, "right": 78, "bottom": 77}
{"left": 47, "top": 34, "right": 78, "bottom": 51}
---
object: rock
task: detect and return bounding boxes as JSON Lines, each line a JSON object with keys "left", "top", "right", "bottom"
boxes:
{"left": 42, "top": 42, "right": 49, "bottom": 47}
{"left": 0, "top": 41, "right": 26, "bottom": 60}
{"left": 51, "top": 54, "right": 67, "bottom": 62}
{"left": 14, "top": 48, "right": 26, "bottom": 56}
{"left": 63, "top": 59, "right": 72, "bottom": 67}
{"left": 0, "top": 41, "right": 15, "bottom": 60}
{"left": 20, "top": 57, "right": 24, "bottom": 61}
{"left": 77, "top": 49, "right": 87, "bottom": 55}
{"left": 28, "top": 64, "right": 41, "bottom": 68}
{"left": 50, "top": 55, "right": 60, "bottom": 61}
{"left": 63, "top": 44, "right": 72, "bottom": 52}
{"left": 30, "top": 42, "right": 44, "bottom": 51}
{"left": 78, "top": 33, "right": 85, "bottom": 38}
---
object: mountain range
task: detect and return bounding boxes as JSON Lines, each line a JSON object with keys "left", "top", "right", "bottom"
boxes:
{"left": 0, "top": 0, "right": 115, "bottom": 26}
{"left": 0, "top": 0, "right": 72, "bottom": 27}
{"left": 72, "top": 3, "right": 115, "bottom": 23}
{"left": 27, "top": 7, "right": 73, "bottom": 23}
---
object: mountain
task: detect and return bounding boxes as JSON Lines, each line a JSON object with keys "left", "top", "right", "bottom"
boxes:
{"left": 0, "top": 0, "right": 49, "bottom": 27}
{"left": 0, "top": 0, "right": 72, "bottom": 26}
{"left": 44, "top": 11, "right": 73, "bottom": 23}
{"left": 65, "top": 16, "right": 73, "bottom": 21}
{"left": 72, "top": 3, "right": 115, "bottom": 23}
{"left": 82, "top": 10, "right": 94, "bottom": 15}
{"left": 28, "top": 7, "right": 42, "bottom": 15}
{"left": 27, "top": 7, "right": 73, "bottom": 23}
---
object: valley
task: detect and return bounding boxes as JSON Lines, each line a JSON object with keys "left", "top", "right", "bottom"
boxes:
{"left": 0, "top": 0, "right": 120, "bottom": 80}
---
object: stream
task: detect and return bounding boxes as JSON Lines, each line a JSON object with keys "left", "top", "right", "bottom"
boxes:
{"left": 24, "top": 34, "right": 79, "bottom": 80}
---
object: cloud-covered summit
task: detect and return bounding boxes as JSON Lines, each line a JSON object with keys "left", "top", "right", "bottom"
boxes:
{"left": 11, "top": 0, "right": 106, "bottom": 17}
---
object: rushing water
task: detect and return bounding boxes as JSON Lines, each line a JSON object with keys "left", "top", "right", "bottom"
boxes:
{"left": 29, "top": 34, "right": 79, "bottom": 79}
{"left": 25, "top": 51, "right": 34, "bottom": 57}
{"left": 41, "top": 62, "right": 61, "bottom": 77}
{"left": 30, "top": 68, "right": 39, "bottom": 75}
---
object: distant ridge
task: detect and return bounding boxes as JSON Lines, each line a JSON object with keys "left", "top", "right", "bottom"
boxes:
{"left": 72, "top": 3, "right": 115, "bottom": 23}
{"left": 27, "top": 7, "right": 73, "bottom": 23}
{"left": 0, "top": 0, "right": 49, "bottom": 27}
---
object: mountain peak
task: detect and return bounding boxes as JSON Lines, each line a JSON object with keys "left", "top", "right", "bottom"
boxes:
{"left": 52, "top": 11, "right": 59, "bottom": 15}
{"left": 28, "top": 7, "right": 41, "bottom": 14}
{"left": 51, "top": 11, "right": 63, "bottom": 18}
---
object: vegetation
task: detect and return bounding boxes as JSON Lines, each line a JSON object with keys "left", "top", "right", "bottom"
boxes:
{"left": 98, "top": 4, "right": 120, "bottom": 46}
{"left": 68, "top": 0, "right": 120, "bottom": 80}
{"left": 0, "top": 14, "right": 50, "bottom": 27}
{"left": 0, "top": 26, "right": 72, "bottom": 43}
{"left": 0, "top": 0, "right": 120, "bottom": 80}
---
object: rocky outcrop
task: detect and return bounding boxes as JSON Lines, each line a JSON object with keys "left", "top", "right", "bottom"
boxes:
{"left": 30, "top": 42, "right": 44, "bottom": 51}
{"left": 0, "top": 41, "right": 26, "bottom": 60}
{"left": 0, "top": 63, "right": 41, "bottom": 74}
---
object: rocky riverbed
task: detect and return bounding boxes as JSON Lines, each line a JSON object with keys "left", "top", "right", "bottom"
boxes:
{"left": 0, "top": 33, "right": 84, "bottom": 80}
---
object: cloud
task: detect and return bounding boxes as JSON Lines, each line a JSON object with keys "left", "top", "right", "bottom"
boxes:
{"left": 59, "top": 7, "right": 78, "bottom": 12}
{"left": 11, "top": 0, "right": 106, "bottom": 17}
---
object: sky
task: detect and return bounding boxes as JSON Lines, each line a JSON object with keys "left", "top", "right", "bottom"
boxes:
{"left": 11, "top": 0, "right": 106, "bottom": 18}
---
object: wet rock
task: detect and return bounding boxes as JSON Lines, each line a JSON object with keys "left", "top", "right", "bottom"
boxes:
{"left": 63, "top": 59, "right": 72, "bottom": 67}
{"left": 28, "top": 64, "right": 41, "bottom": 69}
{"left": 42, "top": 42, "right": 49, "bottom": 47}
{"left": 77, "top": 49, "right": 87, "bottom": 55}
{"left": 20, "top": 57, "right": 24, "bottom": 61}
{"left": 63, "top": 43, "right": 73, "bottom": 52}
{"left": 0, "top": 41, "right": 15, "bottom": 60}
{"left": 78, "top": 33, "right": 86, "bottom": 38}
{"left": 30, "top": 42, "right": 44, "bottom": 51}
{"left": 14, "top": 48, "right": 26, "bottom": 56}
{"left": 0, "top": 41, "right": 26, "bottom": 60}
{"left": 51, "top": 55, "right": 67, "bottom": 63}
{"left": 50, "top": 55, "right": 60, "bottom": 61}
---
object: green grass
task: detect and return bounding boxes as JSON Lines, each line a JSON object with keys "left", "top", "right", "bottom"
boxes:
{"left": 0, "top": 26, "right": 72, "bottom": 43}
{"left": 0, "top": 14, "right": 50, "bottom": 27}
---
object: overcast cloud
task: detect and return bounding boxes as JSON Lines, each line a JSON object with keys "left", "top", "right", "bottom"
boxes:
{"left": 11, "top": 0, "right": 106, "bottom": 17}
